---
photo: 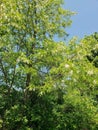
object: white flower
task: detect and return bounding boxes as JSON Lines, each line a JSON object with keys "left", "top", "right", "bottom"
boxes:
{"left": 87, "top": 70, "right": 94, "bottom": 75}
{"left": 61, "top": 80, "right": 64, "bottom": 83}
{"left": 95, "top": 44, "right": 98, "bottom": 49}
{"left": 65, "top": 64, "right": 70, "bottom": 68}
{"left": 93, "top": 80, "right": 97, "bottom": 85}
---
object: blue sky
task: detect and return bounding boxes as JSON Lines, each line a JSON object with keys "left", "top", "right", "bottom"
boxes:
{"left": 65, "top": 0, "right": 98, "bottom": 39}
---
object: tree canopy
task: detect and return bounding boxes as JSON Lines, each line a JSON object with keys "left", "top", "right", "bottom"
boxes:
{"left": 0, "top": 0, "right": 98, "bottom": 130}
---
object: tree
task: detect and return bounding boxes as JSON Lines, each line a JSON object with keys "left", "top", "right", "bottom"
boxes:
{"left": 0, "top": 0, "right": 73, "bottom": 129}
{"left": 51, "top": 37, "right": 98, "bottom": 130}
{"left": 1, "top": 0, "right": 98, "bottom": 130}
{"left": 85, "top": 32, "right": 98, "bottom": 67}
{"left": 82, "top": 32, "right": 98, "bottom": 104}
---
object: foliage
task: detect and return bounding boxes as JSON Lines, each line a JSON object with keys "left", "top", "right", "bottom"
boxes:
{"left": 0, "top": 0, "right": 98, "bottom": 130}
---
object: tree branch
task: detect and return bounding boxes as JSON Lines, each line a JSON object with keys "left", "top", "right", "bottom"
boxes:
{"left": 0, "top": 58, "right": 8, "bottom": 86}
